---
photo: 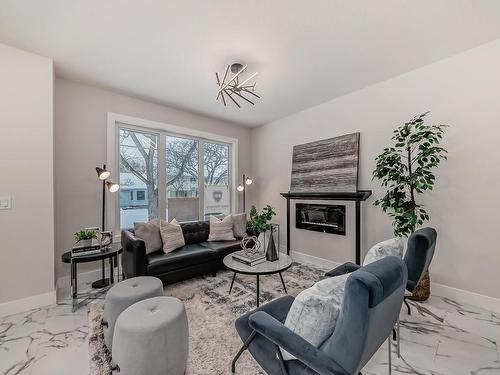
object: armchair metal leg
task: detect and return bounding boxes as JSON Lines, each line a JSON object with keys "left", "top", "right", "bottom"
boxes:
{"left": 404, "top": 296, "right": 411, "bottom": 315}
{"left": 396, "top": 318, "right": 401, "bottom": 358}
{"left": 276, "top": 345, "right": 290, "bottom": 375}
{"left": 387, "top": 336, "right": 392, "bottom": 375}
{"left": 231, "top": 331, "right": 257, "bottom": 373}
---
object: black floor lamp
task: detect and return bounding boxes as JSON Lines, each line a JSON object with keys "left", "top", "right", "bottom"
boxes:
{"left": 92, "top": 164, "right": 120, "bottom": 288}
{"left": 237, "top": 174, "right": 253, "bottom": 213}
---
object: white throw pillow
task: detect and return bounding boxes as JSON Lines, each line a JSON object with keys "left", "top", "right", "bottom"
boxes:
{"left": 151, "top": 218, "right": 185, "bottom": 254}
{"left": 208, "top": 215, "right": 235, "bottom": 241}
{"left": 282, "top": 273, "right": 349, "bottom": 360}
{"left": 363, "top": 237, "right": 403, "bottom": 266}
{"left": 232, "top": 213, "right": 247, "bottom": 238}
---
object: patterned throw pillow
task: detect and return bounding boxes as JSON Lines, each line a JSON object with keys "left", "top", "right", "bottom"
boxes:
{"left": 232, "top": 213, "right": 247, "bottom": 238}
{"left": 282, "top": 273, "right": 349, "bottom": 360}
{"left": 151, "top": 218, "right": 185, "bottom": 254}
{"left": 133, "top": 222, "right": 162, "bottom": 255}
{"left": 208, "top": 215, "right": 235, "bottom": 241}
{"left": 363, "top": 237, "right": 403, "bottom": 266}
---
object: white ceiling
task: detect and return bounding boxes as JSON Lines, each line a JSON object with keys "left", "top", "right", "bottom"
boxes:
{"left": 1, "top": 1, "right": 500, "bottom": 127}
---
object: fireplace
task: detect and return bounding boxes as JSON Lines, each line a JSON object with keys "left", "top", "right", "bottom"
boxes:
{"left": 296, "top": 203, "right": 346, "bottom": 235}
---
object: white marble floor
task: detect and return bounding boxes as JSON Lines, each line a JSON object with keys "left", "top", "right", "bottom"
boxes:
{"left": 1, "top": 292, "right": 499, "bottom": 374}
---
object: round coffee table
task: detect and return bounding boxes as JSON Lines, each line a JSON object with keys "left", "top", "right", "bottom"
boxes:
{"left": 223, "top": 254, "right": 293, "bottom": 307}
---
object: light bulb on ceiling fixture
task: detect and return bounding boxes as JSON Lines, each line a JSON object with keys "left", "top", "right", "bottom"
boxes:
{"left": 96, "top": 167, "right": 111, "bottom": 180}
{"left": 106, "top": 181, "right": 120, "bottom": 193}
{"left": 237, "top": 185, "right": 244, "bottom": 192}
{"left": 245, "top": 177, "right": 253, "bottom": 185}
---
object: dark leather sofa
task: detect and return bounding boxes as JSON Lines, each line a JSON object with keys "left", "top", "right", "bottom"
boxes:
{"left": 121, "top": 221, "right": 243, "bottom": 285}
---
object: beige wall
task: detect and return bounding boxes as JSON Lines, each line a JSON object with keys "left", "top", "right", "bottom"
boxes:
{"left": 0, "top": 44, "right": 54, "bottom": 304}
{"left": 251, "top": 39, "right": 500, "bottom": 299}
{"left": 54, "top": 78, "right": 252, "bottom": 288}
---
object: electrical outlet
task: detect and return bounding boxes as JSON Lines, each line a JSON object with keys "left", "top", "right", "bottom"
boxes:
{"left": 0, "top": 196, "right": 12, "bottom": 210}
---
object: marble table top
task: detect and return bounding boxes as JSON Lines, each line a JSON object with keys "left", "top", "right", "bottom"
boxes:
{"left": 223, "top": 253, "right": 293, "bottom": 275}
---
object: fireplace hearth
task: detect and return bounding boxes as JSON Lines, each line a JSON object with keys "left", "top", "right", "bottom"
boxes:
{"left": 296, "top": 203, "right": 346, "bottom": 235}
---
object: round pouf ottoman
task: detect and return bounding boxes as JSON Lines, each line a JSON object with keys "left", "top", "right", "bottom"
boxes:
{"left": 103, "top": 276, "right": 164, "bottom": 351}
{"left": 112, "top": 296, "right": 189, "bottom": 375}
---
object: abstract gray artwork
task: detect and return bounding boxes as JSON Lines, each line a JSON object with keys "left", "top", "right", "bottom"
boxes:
{"left": 290, "top": 132, "right": 360, "bottom": 193}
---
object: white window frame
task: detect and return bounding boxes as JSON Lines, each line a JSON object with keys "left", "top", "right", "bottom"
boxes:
{"left": 106, "top": 112, "right": 238, "bottom": 236}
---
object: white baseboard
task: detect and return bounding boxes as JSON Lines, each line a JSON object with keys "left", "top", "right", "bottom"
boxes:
{"left": 0, "top": 290, "right": 56, "bottom": 318}
{"left": 430, "top": 282, "right": 500, "bottom": 314}
{"left": 288, "top": 248, "right": 500, "bottom": 314}
{"left": 289, "top": 249, "right": 341, "bottom": 271}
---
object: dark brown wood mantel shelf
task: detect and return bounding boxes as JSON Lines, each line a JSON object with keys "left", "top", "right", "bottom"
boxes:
{"left": 280, "top": 190, "right": 372, "bottom": 264}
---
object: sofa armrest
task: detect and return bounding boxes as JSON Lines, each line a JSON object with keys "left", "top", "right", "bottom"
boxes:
{"left": 121, "top": 230, "right": 147, "bottom": 278}
{"left": 324, "top": 262, "right": 361, "bottom": 277}
{"left": 248, "top": 311, "right": 349, "bottom": 375}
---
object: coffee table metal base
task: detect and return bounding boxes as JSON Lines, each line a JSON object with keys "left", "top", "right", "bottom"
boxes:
{"left": 228, "top": 271, "right": 288, "bottom": 307}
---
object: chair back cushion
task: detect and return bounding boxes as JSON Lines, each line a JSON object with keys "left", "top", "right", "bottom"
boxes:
{"left": 319, "top": 256, "right": 407, "bottom": 374}
{"left": 403, "top": 227, "right": 437, "bottom": 291}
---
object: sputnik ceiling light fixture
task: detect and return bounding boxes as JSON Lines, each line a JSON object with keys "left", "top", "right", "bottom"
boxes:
{"left": 216, "top": 63, "right": 260, "bottom": 108}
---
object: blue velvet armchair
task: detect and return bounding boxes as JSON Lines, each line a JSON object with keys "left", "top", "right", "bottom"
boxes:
{"left": 232, "top": 256, "right": 408, "bottom": 375}
{"left": 325, "top": 227, "right": 437, "bottom": 315}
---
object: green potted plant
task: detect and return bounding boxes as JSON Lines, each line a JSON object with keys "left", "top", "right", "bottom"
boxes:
{"left": 373, "top": 112, "right": 447, "bottom": 299}
{"left": 74, "top": 229, "right": 98, "bottom": 247}
{"left": 247, "top": 205, "right": 276, "bottom": 237}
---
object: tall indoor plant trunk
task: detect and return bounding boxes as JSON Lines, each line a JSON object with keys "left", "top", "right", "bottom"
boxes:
{"left": 373, "top": 112, "right": 448, "bottom": 302}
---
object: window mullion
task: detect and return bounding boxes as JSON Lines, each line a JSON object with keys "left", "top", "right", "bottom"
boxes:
{"left": 158, "top": 131, "right": 167, "bottom": 221}
{"left": 199, "top": 139, "right": 205, "bottom": 221}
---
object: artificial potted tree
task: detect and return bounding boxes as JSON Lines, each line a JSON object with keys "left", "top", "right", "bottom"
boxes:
{"left": 373, "top": 112, "right": 447, "bottom": 300}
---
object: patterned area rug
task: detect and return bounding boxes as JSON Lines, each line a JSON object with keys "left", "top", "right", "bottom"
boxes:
{"left": 88, "top": 262, "right": 325, "bottom": 374}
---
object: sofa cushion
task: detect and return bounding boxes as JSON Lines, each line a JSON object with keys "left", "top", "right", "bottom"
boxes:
{"left": 208, "top": 215, "right": 236, "bottom": 241}
{"left": 152, "top": 218, "right": 185, "bottom": 254}
{"left": 200, "top": 239, "right": 242, "bottom": 257}
{"left": 180, "top": 221, "right": 209, "bottom": 245}
{"left": 147, "top": 244, "right": 215, "bottom": 274}
{"left": 134, "top": 222, "right": 162, "bottom": 255}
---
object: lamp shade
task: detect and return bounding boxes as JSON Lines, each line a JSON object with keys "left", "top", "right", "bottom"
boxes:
{"left": 105, "top": 181, "right": 120, "bottom": 192}
{"left": 237, "top": 185, "right": 244, "bottom": 192}
{"left": 96, "top": 167, "right": 111, "bottom": 180}
{"left": 245, "top": 177, "right": 253, "bottom": 185}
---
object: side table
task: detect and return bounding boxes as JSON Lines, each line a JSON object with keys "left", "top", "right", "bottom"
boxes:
{"left": 61, "top": 243, "right": 122, "bottom": 311}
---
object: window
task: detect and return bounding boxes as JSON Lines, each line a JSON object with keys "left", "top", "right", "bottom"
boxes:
{"left": 116, "top": 120, "right": 233, "bottom": 229}
{"left": 166, "top": 135, "right": 199, "bottom": 222}
{"left": 204, "top": 142, "right": 230, "bottom": 219}
{"left": 119, "top": 128, "right": 158, "bottom": 228}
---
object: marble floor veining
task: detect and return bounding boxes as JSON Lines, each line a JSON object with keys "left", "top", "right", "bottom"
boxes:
{"left": 1, "top": 292, "right": 499, "bottom": 374}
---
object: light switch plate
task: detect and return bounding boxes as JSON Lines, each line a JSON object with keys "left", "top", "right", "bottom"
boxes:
{"left": 0, "top": 196, "right": 12, "bottom": 210}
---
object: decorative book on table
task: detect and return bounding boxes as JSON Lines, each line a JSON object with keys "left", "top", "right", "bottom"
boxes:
{"left": 232, "top": 250, "right": 267, "bottom": 266}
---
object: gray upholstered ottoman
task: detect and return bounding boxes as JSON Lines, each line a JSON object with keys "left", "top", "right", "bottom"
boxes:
{"left": 112, "top": 296, "right": 189, "bottom": 375}
{"left": 103, "top": 276, "right": 164, "bottom": 351}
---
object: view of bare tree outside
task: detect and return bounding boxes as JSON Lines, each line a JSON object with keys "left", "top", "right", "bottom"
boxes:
{"left": 166, "top": 136, "right": 199, "bottom": 222}
{"left": 119, "top": 129, "right": 158, "bottom": 227}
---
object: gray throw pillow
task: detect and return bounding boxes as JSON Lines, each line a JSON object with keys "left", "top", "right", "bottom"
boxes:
{"left": 232, "top": 213, "right": 247, "bottom": 238}
{"left": 282, "top": 273, "right": 349, "bottom": 360}
{"left": 151, "top": 218, "right": 185, "bottom": 254}
{"left": 208, "top": 215, "right": 235, "bottom": 241}
{"left": 363, "top": 237, "right": 403, "bottom": 266}
{"left": 133, "top": 222, "right": 162, "bottom": 255}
